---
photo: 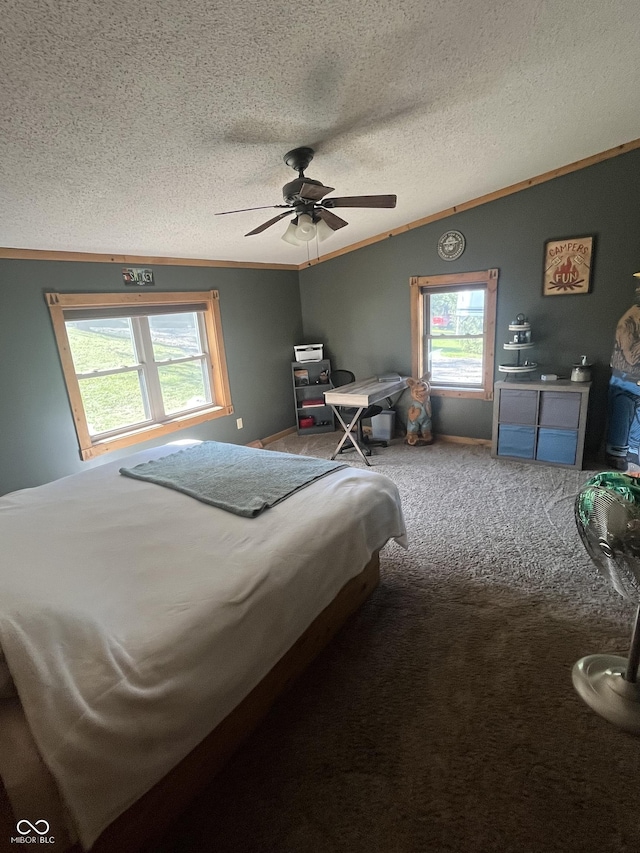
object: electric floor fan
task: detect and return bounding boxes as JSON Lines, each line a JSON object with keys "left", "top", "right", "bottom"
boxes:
{"left": 573, "top": 471, "right": 640, "bottom": 734}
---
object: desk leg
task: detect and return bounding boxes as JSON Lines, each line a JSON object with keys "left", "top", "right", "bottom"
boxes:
{"left": 330, "top": 406, "right": 371, "bottom": 467}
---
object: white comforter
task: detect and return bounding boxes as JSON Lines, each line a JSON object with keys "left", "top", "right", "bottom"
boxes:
{"left": 0, "top": 441, "right": 406, "bottom": 848}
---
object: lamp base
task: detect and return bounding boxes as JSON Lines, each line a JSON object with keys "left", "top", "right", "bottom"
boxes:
{"left": 572, "top": 654, "right": 640, "bottom": 734}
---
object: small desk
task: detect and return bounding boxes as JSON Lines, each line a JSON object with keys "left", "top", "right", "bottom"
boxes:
{"left": 324, "top": 376, "right": 407, "bottom": 466}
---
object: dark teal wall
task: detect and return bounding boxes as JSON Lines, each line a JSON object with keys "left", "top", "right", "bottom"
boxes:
{"left": 299, "top": 149, "right": 640, "bottom": 455}
{"left": 0, "top": 260, "right": 301, "bottom": 495}
{"left": 3, "top": 149, "right": 639, "bottom": 494}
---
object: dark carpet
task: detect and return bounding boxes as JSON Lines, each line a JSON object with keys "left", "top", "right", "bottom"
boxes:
{"left": 154, "top": 436, "right": 640, "bottom": 853}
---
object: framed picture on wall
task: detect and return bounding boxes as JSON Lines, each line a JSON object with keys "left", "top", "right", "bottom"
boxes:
{"left": 542, "top": 236, "right": 594, "bottom": 296}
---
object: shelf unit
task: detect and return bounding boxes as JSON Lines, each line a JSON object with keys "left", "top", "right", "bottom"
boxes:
{"left": 491, "top": 379, "right": 590, "bottom": 469}
{"left": 291, "top": 359, "right": 335, "bottom": 436}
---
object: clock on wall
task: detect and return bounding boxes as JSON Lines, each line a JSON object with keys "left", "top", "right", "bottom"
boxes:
{"left": 437, "top": 230, "right": 466, "bottom": 261}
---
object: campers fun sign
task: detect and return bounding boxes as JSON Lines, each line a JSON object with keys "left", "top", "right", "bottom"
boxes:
{"left": 543, "top": 237, "right": 594, "bottom": 296}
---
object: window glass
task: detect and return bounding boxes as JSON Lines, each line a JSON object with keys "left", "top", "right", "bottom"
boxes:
{"left": 158, "top": 362, "right": 210, "bottom": 415}
{"left": 67, "top": 317, "right": 212, "bottom": 426}
{"left": 65, "top": 311, "right": 213, "bottom": 430}
{"left": 148, "top": 312, "right": 201, "bottom": 359}
{"left": 429, "top": 293, "right": 454, "bottom": 334}
{"left": 428, "top": 289, "right": 485, "bottom": 386}
{"left": 67, "top": 318, "right": 138, "bottom": 372}
{"left": 79, "top": 372, "right": 149, "bottom": 435}
{"left": 49, "top": 290, "right": 232, "bottom": 460}
{"left": 410, "top": 270, "right": 497, "bottom": 400}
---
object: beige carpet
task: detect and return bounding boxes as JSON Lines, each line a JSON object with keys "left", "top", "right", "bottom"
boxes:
{"left": 155, "top": 435, "right": 640, "bottom": 853}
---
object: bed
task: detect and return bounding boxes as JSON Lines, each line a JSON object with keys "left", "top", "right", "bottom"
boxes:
{"left": 0, "top": 440, "right": 406, "bottom": 851}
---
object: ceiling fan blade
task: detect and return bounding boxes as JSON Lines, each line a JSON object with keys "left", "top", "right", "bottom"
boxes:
{"left": 245, "top": 210, "right": 293, "bottom": 236}
{"left": 316, "top": 208, "right": 348, "bottom": 231}
{"left": 215, "top": 204, "right": 289, "bottom": 215}
{"left": 299, "top": 182, "right": 335, "bottom": 202}
{"left": 323, "top": 194, "right": 397, "bottom": 209}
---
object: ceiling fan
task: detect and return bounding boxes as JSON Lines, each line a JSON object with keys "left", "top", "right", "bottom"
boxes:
{"left": 214, "top": 146, "right": 397, "bottom": 245}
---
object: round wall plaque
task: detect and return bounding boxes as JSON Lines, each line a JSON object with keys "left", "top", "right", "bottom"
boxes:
{"left": 437, "top": 230, "right": 466, "bottom": 261}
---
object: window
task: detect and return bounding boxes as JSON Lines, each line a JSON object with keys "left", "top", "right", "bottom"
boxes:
{"left": 410, "top": 269, "right": 498, "bottom": 400}
{"left": 46, "top": 291, "right": 233, "bottom": 460}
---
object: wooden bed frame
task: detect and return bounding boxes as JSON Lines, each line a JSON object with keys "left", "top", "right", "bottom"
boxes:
{"left": 1, "top": 553, "right": 380, "bottom": 853}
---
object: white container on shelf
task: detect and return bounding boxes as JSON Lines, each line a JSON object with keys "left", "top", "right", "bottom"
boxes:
{"left": 294, "top": 344, "right": 324, "bottom": 362}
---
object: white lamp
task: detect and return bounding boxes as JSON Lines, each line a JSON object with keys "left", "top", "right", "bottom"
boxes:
{"left": 294, "top": 213, "right": 315, "bottom": 241}
{"left": 315, "top": 217, "right": 334, "bottom": 242}
{"left": 281, "top": 213, "right": 337, "bottom": 246}
{"left": 281, "top": 220, "right": 304, "bottom": 246}
{"left": 281, "top": 214, "right": 316, "bottom": 245}
{"left": 282, "top": 219, "right": 304, "bottom": 246}
{"left": 281, "top": 214, "right": 321, "bottom": 246}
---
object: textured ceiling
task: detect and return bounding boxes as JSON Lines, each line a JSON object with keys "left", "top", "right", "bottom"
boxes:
{"left": 1, "top": 0, "right": 639, "bottom": 266}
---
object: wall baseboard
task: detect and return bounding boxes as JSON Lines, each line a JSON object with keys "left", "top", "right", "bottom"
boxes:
{"left": 261, "top": 426, "right": 297, "bottom": 445}
{"left": 436, "top": 434, "right": 491, "bottom": 447}
{"left": 259, "top": 427, "right": 490, "bottom": 448}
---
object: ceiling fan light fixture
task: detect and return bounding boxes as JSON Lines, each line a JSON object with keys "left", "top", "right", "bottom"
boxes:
{"left": 281, "top": 219, "right": 305, "bottom": 246}
{"left": 217, "top": 147, "right": 398, "bottom": 243}
{"left": 294, "top": 213, "right": 316, "bottom": 242}
{"left": 315, "top": 217, "right": 335, "bottom": 242}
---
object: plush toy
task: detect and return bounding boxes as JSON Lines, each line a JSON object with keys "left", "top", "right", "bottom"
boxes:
{"left": 405, "top": 375, "right": 433, "bottom": 446}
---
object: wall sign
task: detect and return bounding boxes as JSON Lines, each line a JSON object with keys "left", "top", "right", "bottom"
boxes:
{"left": 437, "top": 230, "right": 465, "bottom": 261}
{"left": 122, "top": 268, "right": 154, "bottom": 286}
{"left": 542, "top": 237, "right": 593, "bottom": 296}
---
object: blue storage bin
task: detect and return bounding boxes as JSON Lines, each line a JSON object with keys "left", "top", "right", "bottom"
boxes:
{"left": 497, "top": 424, "right": 536, "bottom": 458}
{"left": 536, "top": 428, "right": 578, "bottom": 465}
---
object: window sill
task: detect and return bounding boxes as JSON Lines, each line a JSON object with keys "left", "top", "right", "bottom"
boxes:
{"left": 430, "top": 387, "right": 493, "bottom": 401}
{"left": 80, "top": 405, "right": 234, "bottom": 461}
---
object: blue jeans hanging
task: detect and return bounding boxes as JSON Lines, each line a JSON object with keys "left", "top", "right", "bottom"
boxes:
{"left": 606, "top": 374, "right": 640, "bottom": 460}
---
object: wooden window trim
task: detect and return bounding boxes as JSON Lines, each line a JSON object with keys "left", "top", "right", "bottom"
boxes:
{"left": 46, "top": 291, "right": 233, "bottom": 460}
{"left": 410, "top": 269, "right": 498, "bottom": 401}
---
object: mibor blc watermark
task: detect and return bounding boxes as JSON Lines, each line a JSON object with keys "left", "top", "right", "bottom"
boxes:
{"left": 10, "top": 820, "right": 55, "bottom": 844}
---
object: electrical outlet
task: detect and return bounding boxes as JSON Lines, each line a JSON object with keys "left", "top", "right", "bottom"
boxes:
{"left": 236, "top": 417, "right": 243, "bottom": 429}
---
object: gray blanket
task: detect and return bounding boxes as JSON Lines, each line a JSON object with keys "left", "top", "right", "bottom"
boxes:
{"left": 119, "top": 441, "right": 347, "bottom": 517}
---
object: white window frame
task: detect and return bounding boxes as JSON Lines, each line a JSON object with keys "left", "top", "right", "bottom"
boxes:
{"left": 410, "top": 269, "right": 498, "bottom": 401}
{"left": 46, "top": 291, "right": 233, "bottom": 460}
